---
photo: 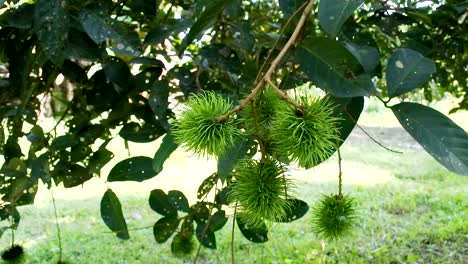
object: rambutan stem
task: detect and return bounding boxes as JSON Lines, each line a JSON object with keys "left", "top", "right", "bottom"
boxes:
{"left": 216, "top": 0, "right": 316, "bottom": 122}
{"left": 337, "top": 147, "right": 343, "bottom": 196}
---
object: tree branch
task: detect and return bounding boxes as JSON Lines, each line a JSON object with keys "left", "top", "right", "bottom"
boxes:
{"left": 216, "top": 0, "right": 316, "bottom": 122}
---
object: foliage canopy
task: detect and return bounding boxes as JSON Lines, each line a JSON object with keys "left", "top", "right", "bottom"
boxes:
{"left": 0, "top": 0, "right": 467, "bottom": 260}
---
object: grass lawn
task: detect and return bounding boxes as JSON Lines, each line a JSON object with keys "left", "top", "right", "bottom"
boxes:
{"left": 0, "top": 99, "right": 467, "bottom": 263}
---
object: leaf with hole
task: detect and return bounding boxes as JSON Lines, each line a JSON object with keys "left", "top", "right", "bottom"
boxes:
{"left": 108, "top": 156, "right": 156, "bottom": 182}
{"left": 168, "top": 190, "right": 190, "bottom": 213}
{"left": 100, "top": 189, "right": 130, "bottom": 240}
{"left": 34, "top": 0, "right": 69, "bottom": 65}
{"left": 152, "top": 133, "right": 178, "bottom": 174}
{"left": 391, "top": 102, "right": 468, "bottom": 175}
{"left": 318, "top": 0, "right": 365, "bottom": 38}
{"left": 237, "top": 216, "right": 268, "bottom": 243}
{"left": 179, "top": 0, "right": 229, "bottom": 54}
{"left": 276, "top": 199, "right": 309, "bottom": 222}
{"left": 296, "top": 37, "right": 375, "bottom": 97}
{"left": 149, "top": 189, "right": 178, "bottom": 217}
{"left": 386, "top": 48, "right": 436, "bottom": 98}
{"left": 153, "top": 216, "right": 180, "bottom": 243}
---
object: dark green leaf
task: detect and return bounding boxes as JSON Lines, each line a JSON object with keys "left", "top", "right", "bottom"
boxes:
{"left": 144, "top": 19, "right": 192, "bottom": 45}
{"left": 179, "top": 0, "right": 229, "bottom": 54}
{"left": 8, "top": 3, "right": 34, "bottom": 29}
{"left": 276, "top": 199, "right": 309, "bottom": 222}
{"left": 208, "top": 210, "right": 228, "bottom": 232}
{"left": 149, "top": 189, "right": 178, "bottom": 217}
{"left": 197, "top": 173, "right": 218, "bottom": 199}
{"left": 79, "top": 10, "right": 141, "bottom": 56}
{"left": 149, "top": 80, "right": 170, "bottom": 127}
{"left": 168, "top": 190, "right": 190, "bottom": 213}
{"left": 386, "top": 48, "right": 436, "bottom": 98}
{"left": 100, "top": 189, "right": 130, "bottom": 240}
{"left": 103, "top": 59, "right": 132, "bottom": 94}
{"left": 330, "top": 96, "right": 364, "bottom": 144}
{"left": 296, "top": 37, "right": 375, "bottom": 97}
{"left": 391, "top": 102, "right": 468, "bottom": 175}
{"left": 1, "top": 158, "right": 27, "bottom": 179}
{"left": 50, "top": 135, "right": 78, "bottom": 150}
{"left": 217, "top": 138, "right": 251, "bottom": 179}
{"left": 152, "top": 133, "right": 178, "bottom": 174}
{"left": 344, "top": 42, "right": 380, "bottom": 73}
{"left": 196, "top": 223, "right": 216, "bottom": 249}
{"left": 237, "top": 216, "right": 268, "bottom": 243}
{"left": 108, "top": 156, "right": 156, "bottom": 182}
{"left": 62, "top": 164, "right": 93, "bottom": 188}
{"left": 119, "top": 122, "right": 166, "bottom": 143}
{"left": 26, "top": 126, "right": 45, "bottom": 143}
{"left": 318, "top": 0, "right": 365, "bottom": 38}
{"left": 34, "top": 0, "right": 69, "bottom": 65}
{"left": 278, "top": 0, "right": 307, "bottom": 17}
{"left": 153, "top": 216, "right": 180, "bottom": 243}
{"left": 88, "top": 147, "right": 114, "bottom": 175}
{"left": 31, "top": 153, "right": 50, "bottom": 186}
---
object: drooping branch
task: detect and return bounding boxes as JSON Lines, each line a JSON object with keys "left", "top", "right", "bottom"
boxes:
{"left": 216, "top": 0, "right": 316, "bottom": 122}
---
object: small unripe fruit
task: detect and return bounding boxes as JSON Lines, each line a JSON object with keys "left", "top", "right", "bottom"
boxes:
{"left": 228, "top": 158, "right": 293, "bottom": 227}
{"left": 311, "top": 193, "right": 357, "bottom": 241}
{"left": 172, "top": 91, "right": 241, "bottom": 157}
{"left": 270, "top": 96, "right": 340, "bottom": 168}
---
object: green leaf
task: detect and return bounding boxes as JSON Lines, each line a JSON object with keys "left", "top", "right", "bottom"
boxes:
{"left": 208, "top": 210, "right": 228, "bottom": 232}
{"left": 344, "top": 42, "right": 380, "bottom": 74}
{"left": 386, "top": 48, "right": 436, "bottom": 98}
{"left": 217, "top": 138, "right": 251, "bottom": 179}
{"left": 108, "top": 156, "right": 156, "bottom": 182}
{"left": 100, "top": 189, "right": 130, "bottom": 240}
{"left": 318, "top": 0, "right": 365, "bottom": 38}
{"left": 296, "top": 37, "right": 375, "bottom": 97}
{"left": 276, "top": 199, "right": 309, "bottom": 222}
{"left": 236, "top": 216, "right": 268, "bottom": 243}
{"left": 8, "top": 3, "right": 34, "bottom": 29}
{"left": 152, "top": 133, "right": 178, "bottom": 174}
{"left": 149, "top": 80, "right": 170, "bottom": 127}
{"left": 119, "top": 122, "right": 166, "bottom": 143}
{"left": 179, "top": 0, "right": 229, "bottom": 54}
{"left": 88, "top": 147, "right": 114, "bottom": 175}
{"left": 34, "top": 0, "right": 69, "bottom": 65}
{"left": 197, "top": 173, "right": 218, "bottom": 200}
{"left": 50, "top": 135, "right": 78, "bottom": 150}
{"left": 79, "top": 10, "right": 141, "bottom": 57}
{"left": 144, "top": 19, "right": 192, "bottom": 45}
{"left": 330, "top": 96, "right": 364, "bottom": 144}
{"left": 168, "top": 190, "right": 190, "bottom": 213}
{"left": 196, "top": 223, "right": 216, "bottom": 249}
{"left": 278, "top": 0, "right": 308, "bottom": 17}
{"left": 31, "top": 153, "right": 50, "bottom": 186}
{"left": 62, "top": 164, "right": 93, "bottom": 188}
{"left": 149, "top": 189, "right": 178, "bottom": 217}
{"left": 391, "top": 102, "right": 468, "bottom": 175}
{"left": 153, "top": 216, "right": 180, "bottom": 243}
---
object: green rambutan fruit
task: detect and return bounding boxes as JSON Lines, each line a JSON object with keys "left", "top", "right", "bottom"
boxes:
{"left": 228, "top": 158, "right": 293, "bottom": 227}
{"left": 171, "top": 232, "right": 194, "bottom": 257}
{"left": 311, "top": 193, "right": 357, "bottom": 241}
{"left": 241, "top": 87, "right": 282, "bottom": 140}
{"left": 270, "top": 96, "right": 340, "bottom": 169}
{"left": 1, "top": 244, "right": 24, "bottom": 262}
{"left": 172, "top": 91, "right": 241, "bottom": 156}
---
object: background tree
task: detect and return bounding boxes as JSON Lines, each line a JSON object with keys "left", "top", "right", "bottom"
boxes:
{"left": 0, "top": 0, "right": 466, "bottom": 261}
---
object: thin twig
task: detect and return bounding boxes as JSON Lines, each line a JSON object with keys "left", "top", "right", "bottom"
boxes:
{"left": 231, "top": 202, "right": 238, "bottom": 264}
{"left": 267, "top": 80, "right": 304, "bottom": 111}
{"left": 216, "top": 0, "right": 316, "bottom": 122}
{"left": 337, "top": 148, "right": 343, "bottom": 196}
{"left": 355, "top": 123, "right": 403, "bottom": 154}
{"left": 344, "top": 111, "right": 403, "bottom": 154}
{"left": 51, "top": 190, "right": 63, "bottom": 262}
{"left": 254, "top": 1, "right": 309, "bottom": 83}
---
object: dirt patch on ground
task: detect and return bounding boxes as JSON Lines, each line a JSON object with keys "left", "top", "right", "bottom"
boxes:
{"left": 346, "top": 126, "right": 422, "bottom": 150}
